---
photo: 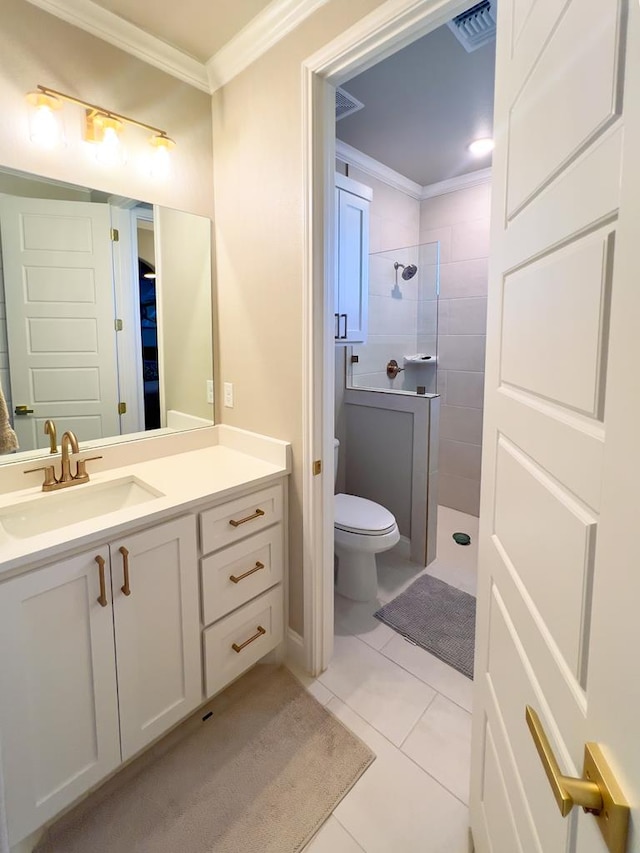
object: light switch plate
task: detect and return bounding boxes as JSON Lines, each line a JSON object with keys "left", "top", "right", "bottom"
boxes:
{"left": 223, "top": 382, "right": 234, "bottom": 408}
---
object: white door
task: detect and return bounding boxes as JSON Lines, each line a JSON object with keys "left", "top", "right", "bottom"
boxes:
{"left": 471, "top": 2, "right": 639, "bottom": 852}
{"left": 0, "top": 548, "right": 120, "bottom": 845}
{"left": 110, "top": 516, "right": 201, "bottom": 760}
{"left": 0, "top": 196, "right": 120, "bottom": 450}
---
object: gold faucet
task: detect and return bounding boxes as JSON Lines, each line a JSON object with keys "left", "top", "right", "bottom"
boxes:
{"left": 25, "top": 429, "right": 102, "bottom": 492}
{"left": 44, "top": 419, "right": 57, "bottom": 454}
{"left": 60, "top": 430, "right": 79, "bottom": 483}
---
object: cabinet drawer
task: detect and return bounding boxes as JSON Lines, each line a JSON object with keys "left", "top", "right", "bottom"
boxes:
{"left": 200, "top": 483, "right": 283, "bottom": 554}
{"left": 203, "top": 586, "right": 283, "bottom": 698}
{"left": 201, "top": 526, "right": 284, "bottom": 625}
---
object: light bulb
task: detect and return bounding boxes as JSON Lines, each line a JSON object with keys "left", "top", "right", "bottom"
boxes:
{"left": 26, "top": 91, "right": 64, "bottom": 148}
{"left": 149, "top": 134, "right": 175, "bottom": 180}
{"left": 97, "top": 126, "right": 121, "bottom": 166}
{"left": 468, "top": 137, "right": 494, "bottom": 156}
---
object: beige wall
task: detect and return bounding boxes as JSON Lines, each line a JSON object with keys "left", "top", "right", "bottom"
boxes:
{"left": 212, "top": 0, "right": 388, "bottom": 634}
{"left": 0, "top": 0, "right": 213, "bottom": 218}
{"left": 419, "top": 181, "right": 491, "bottom": 516}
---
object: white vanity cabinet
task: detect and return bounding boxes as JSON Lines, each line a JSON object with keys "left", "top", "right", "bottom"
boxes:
{"left": 200, "top": 483, "right": 285, "bottom": 697}
{"left": 335, "top": 173, "right": 372, "bottom": 344}
{"left": 0, "top": 514, "right": 200, "bottom": 846}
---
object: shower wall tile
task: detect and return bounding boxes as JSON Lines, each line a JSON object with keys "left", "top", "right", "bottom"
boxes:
{"left": 418, "top": 226, "right": 452, "bottom": 263}
{"left": 445, "top": 370, "right": 485, "bottom": 409}
{"left": 419, "top": 183, "right": 491, "bottom": 231}
{"left": 368, "top": 294, "right": 418, "bottom": 337}
{"left": 440, "top": 438, "right": 482, "bottom": 481}
{"left": 438, "top": 258, "right": 489, "bottom": 300}
{"left": 417, "top": 300, "right": 438, "bottom": 336}
{"left": 439, "top": 473, "right": 482, "bottom": 518}
{"left": 438, "top": 335, "right": 486, "bottom": 372}
{"left": 352, "top": 334, "right": 416, "bottom": 377}
{"left": 420, "top": 179, "right": 491, "bottom": 517}
{"left": 440, "top": 405, "right": 484, "bottom": 446}
{"left": 446, "top": 297, "right": 488, "bottom": 335}
{"left": 451, "top": 217, "right": 491, "bottom": 262}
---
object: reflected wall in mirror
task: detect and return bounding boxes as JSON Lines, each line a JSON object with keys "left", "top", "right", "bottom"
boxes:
{"left": 0, "top": 165, "right": 213, "bottom": 463}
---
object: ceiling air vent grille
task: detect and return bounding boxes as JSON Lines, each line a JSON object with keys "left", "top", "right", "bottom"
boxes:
{"left": 336, "top": 87, "right": 364, "bottom": 121}
{"left": 447, "top": 1, "right": 496, "bottom": 53}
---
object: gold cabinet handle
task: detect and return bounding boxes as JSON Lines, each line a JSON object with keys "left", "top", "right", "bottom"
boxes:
{"left": 119, "top": 546, "right": 131, "bottom": 596}
{"left": 230, "top": 561, "right": 265, "bottom": 584}
{"left": 232, "top": 625, "right": 266, "bottom": 653}
{"left": 229, "top": 508, "right": 265, "bottom": 528}
{"left": 95, "top": 555, "right": 108, "bottom": 607}
{"left": 525, "top": 706, "right": 629, "bottom": 853}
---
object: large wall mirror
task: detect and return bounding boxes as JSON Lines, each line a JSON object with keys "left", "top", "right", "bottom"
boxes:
{"left": 0, "top": 165, "right": 214, "bottom": 464}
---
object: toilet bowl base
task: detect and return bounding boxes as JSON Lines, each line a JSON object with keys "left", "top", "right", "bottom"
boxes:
{"left": 335, "top": 547, "right": 379, "bottom": 602}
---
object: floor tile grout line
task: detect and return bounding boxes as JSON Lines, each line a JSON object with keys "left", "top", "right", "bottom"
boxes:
{"left": 398, "top": 689, "right": 439, "bottom": 749}
{"left": 376, "top": 639, "right": 473, "bottom": 716}
{"left": 330, "top": 814, "right": 368, "bottom": 852}
{"left": 326, "top": 696, "right": 471, "bottom": 811}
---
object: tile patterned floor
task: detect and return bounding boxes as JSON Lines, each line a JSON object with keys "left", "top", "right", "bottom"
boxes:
{"left": 293, "top": 506, "right": 479, "bottom": 853}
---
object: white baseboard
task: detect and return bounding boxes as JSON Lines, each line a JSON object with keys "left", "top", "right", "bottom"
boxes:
{"left": 285, "top": 627, "right": 307, "bottom": 671}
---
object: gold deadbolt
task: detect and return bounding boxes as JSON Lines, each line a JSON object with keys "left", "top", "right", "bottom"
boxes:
{"left": 526, "top": 706, "right": 629, "bottom": 853}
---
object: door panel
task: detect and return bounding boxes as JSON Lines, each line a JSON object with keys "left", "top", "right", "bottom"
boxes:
{"left": 506, "top": 0, "right": 622, "bottom": 216}
{"left": 471, "top": 1, "right": 638, "bottom": 851}
{"left": 0, "top": 196, "right": 120, "bottom": 450}
{"left": 111, "top": 515, "right": 201, "bottom": 761}
{"left": 0, "top": 549, "right": 120, "bottom": 845}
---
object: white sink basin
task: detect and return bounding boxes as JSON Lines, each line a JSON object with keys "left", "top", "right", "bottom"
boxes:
{"left": 0, "top": 476, "right": 164, "bottom": 539}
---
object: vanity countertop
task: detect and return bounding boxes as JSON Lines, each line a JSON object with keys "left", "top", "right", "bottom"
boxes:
{"left": 0, "top": 434, "right": 290, "bottom": 581}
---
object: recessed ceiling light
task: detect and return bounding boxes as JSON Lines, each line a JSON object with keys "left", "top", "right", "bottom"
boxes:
{"left": 468, "top": 137, "right": 494, "bottom": 156}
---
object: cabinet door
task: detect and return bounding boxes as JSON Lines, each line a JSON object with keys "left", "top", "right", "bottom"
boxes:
{"left": 336, "top": 188, "right": 369, "bottom": 343}
{"left": 111, "top": 515, "right": 201, "bottom": 760}
{"left": 0, "top": 548, "right": 120, "bottom": 845}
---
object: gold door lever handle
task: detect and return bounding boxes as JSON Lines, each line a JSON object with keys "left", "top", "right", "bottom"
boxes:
{"left": 525, "top": 706, "right": 629, "bottom": 853}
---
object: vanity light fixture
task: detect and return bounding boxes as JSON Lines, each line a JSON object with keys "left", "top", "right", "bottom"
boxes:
{"left": 26, "top": 85, "right": 176, "bottom": 174}
{"left": 25, "top": 89, "right": 64, "bottom": 148}
{"left": 468, "top": 137, "right": 494, "bottom": 156}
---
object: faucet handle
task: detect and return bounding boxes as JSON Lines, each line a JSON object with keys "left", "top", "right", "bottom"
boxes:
{"left": 74, "top": 455, "right": 103, "bottom": 482}
{"left": 24, "top": 465, "right": 58, "bottom": 489}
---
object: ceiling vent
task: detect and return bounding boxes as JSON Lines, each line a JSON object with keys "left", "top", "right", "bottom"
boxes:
{"left": 336, "top": 87, "right": 364, "bottom": 121}
{"left": 447, "top": 1, "right": 496, "bottom": 53}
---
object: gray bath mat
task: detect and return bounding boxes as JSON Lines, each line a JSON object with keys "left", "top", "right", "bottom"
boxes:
{"left": 374, "top": 574, "right": 476, "bottom": 679}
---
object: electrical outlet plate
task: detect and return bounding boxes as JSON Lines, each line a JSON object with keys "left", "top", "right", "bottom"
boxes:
{"left": 223, "top": 382, "right": 234, "bottom": 408}
{"left": 206, "top": 380, "right": 214, "bottom": 404}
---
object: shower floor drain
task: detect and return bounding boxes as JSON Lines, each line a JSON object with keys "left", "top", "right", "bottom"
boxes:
{"left": 453, "top": 532, "right": 471, "bottom": 546}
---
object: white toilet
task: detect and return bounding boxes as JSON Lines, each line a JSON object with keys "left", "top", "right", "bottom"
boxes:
{"left": 334, "top": 438, "right": 400, "bottom": 601}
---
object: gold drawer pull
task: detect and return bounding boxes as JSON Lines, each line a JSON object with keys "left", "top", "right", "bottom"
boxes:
{"left": 95, "top": 555, "right": 108, "bottom": 607}
{"left": 230, "top": 561, "right": 265, "bottom": 584}
{"left": 232, "top": 625, "right": 266, "bottom": 653}
{"left": 119, "top": 546, "right": 131, "bottom": 596}
{"left": 229, "top": 508, "right": 265, "bottom": 528}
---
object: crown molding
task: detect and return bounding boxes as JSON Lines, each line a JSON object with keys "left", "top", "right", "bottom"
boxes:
{"left": 335, "top": 140, "right": 423, "bottom": 199}
{"left": 206, "top": 0, "right": 330, "bottom": 93}
{"left": 420, "top": 166, "right": 492, "bottom": 199}
{"left": 336, "top": 140, "right": 492, "bottom": 201}
{"left": 24, "top": 0, "right": 210, "bottom": 92}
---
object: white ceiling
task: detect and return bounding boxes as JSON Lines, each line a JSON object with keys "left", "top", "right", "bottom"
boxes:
{"left": 88, "top": 0, "right": 274, "bottom": 61}
{"left": 336, "top": 21, "right": 496, "bottom": 187}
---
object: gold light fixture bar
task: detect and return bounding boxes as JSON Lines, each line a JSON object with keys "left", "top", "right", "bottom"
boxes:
{"left": 31, "top": 84, "right": 175, "bottom": 146}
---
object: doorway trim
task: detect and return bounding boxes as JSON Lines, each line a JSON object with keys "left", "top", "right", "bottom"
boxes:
{"left": 301, "top": 0, "right": 471, "bottom": 676}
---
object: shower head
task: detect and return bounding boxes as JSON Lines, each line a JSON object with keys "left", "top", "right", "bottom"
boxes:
{"left": 394, "top": 261, "right": 418, "bottom": 281}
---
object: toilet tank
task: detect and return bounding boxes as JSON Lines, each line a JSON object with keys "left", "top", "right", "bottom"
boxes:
{"left": 334, "top": 438, "right": 340, "bottom": 486}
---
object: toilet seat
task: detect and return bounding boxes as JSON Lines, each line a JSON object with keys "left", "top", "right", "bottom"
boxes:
{"left": 335, "top": 493, "right": 396, "bottom": 536}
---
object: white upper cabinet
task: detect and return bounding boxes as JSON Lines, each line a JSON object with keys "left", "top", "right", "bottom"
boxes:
{"left": 335, "top": 173, "right": 372, "bottom": 344}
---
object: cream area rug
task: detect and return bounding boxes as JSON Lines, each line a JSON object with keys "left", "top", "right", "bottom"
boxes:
{"left": 36, "top": 665, "right": 374, "bottom": 853}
